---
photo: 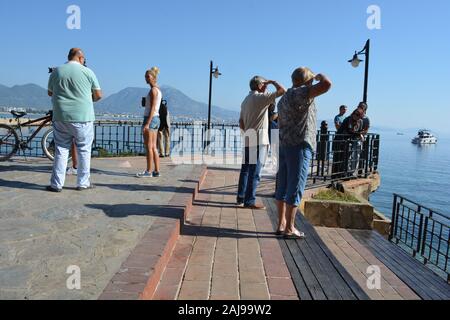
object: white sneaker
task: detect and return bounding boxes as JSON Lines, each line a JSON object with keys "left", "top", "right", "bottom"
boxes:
{"left": 67, "top": 167, "right": 78, "bottom": 175}
{"left": 136, "top": 171, "right": 152, "bottom": 178}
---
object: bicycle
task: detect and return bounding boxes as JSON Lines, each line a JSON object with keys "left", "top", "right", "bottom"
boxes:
{"left": 0, "top": 110, "right": 70, "bottom": 162}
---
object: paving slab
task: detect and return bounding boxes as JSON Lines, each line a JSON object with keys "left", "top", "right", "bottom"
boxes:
{"left": 153, "top": 166, "right": 298, "bottom": 300}
{"left": 0, "top": 157, "right": 201, "bottom": 300}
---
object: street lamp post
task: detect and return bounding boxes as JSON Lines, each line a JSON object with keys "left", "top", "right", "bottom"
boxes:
{"left": 348, "top": 39, "right": 370, "bottom": 104}
{"left": 206, "top": 60, "right": 221, "bottom": 152}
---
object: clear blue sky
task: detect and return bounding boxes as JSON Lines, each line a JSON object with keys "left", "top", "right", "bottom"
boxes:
{"left": 1, "top": 0, "right": 449, "bottom": 134}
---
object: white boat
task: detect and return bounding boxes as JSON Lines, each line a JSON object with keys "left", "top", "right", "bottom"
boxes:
{"left": 412, "top": 130, "right": 438, "bottom": 144}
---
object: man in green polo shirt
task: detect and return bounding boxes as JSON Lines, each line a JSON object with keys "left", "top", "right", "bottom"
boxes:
{"left": 47, "top": 48, "right": 102, "bottom": 192}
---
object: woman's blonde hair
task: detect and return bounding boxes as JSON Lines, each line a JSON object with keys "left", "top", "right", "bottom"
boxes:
{"left": 147, "top": 66, "right": 160, "bottom": 80}
{"left": 291, "top": 67, "right": 315, "bottom": 86}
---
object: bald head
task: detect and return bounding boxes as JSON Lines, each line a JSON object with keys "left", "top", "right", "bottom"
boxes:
{"left": 68, "top": 48, "right": 83, "bottom": 61}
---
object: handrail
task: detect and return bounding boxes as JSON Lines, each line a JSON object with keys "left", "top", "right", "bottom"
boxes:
{"left": 392, "top": 193, "right": 450, "bottom": 224}
{"left": 390, "top": 194, "right": 450, "bottom": 282}
{"left": 1, "top": 122, "right": 380, "bottom": 186}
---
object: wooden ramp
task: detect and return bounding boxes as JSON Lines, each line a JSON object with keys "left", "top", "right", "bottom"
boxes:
{"left": 152, "top": 167, "right": 450, "bottom": 300}
{"left": 350, "top": 230, "right": 450, "bottom": 300}
{"left": 263, "top": 193, "right": 449, "bottom": 300}
{"left": 264, "top": 198, "right": 369, "bottom": 300}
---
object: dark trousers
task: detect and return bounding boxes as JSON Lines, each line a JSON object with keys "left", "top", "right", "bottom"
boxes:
{"left": 237, "top": 145, "right": 267, "bottom": 206}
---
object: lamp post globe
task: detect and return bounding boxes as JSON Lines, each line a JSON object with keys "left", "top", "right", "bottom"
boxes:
{"left": 349, "top": 53, "right": 363, "bottom": 68}
{"left": 348, "top": 39, "right": 371, "bottom": 103}
{"left": 213, "top": 68, "right": 221, "bottom": 79}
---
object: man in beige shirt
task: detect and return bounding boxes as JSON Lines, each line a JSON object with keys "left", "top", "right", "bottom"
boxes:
{"left": 237, "top": 76, "right": 286, "bottom": 209}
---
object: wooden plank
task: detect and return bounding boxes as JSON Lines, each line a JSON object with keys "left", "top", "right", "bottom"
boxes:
{"left": 300, "top": 224, "right": 362, "bottom": 300}
{"left": 296, "top": 214, "right": 370, "bottom": 300}
{"left": 264, "top": 197, "right": 370, "bottom": 300}
{"left": 369, "top": 230, "right": 450, "bottom": 292}
{"left": 317, "top": 228, "right": 388, "bottom": 300}
{"left": 285, "top": 238, "right": 328, "bottom": 300}
{"left": 351, "top": 230, "right": 449, "bottom": 300}
{"left": 374, "top": 240, "right": 450, "bottom": 299}
{"left": 277, "top": 238, "right": 313, "bottom": 300}
{"left": 350, "top": 230, "right": 439, "bottom": 300}
{"left": 264, "top": 198, "right": 368, "bottom": 300}
{"left": 264, "top": 198, "right": 327, "bottom": 300}
{"left": 330, "top": 228, "right": 407, "bottom": 300}
{"left": 356, "top": 230, "right": 450, "bottom": 296}
{"left": 294, "top": 235, "right": 344, "bottom": 300}
{"left": 263, "top": 198, "right": 312, "bottom": 300}
{"left": 298, "top": 227, "right": 359, "bottom": 300}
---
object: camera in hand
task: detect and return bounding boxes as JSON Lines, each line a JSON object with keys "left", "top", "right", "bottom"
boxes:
{"left": 141, "top": 97, "right": 146, "bottom": 107}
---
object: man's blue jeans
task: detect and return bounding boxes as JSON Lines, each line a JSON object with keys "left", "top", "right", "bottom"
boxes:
{"left": 237, "top": 145, "right": 267, "bottom": 206}
{"left": 275, "top": 144, "right": 312, "bottom": 207}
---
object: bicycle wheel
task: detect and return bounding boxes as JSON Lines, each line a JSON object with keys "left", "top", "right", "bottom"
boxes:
{"left": 41, "top": 129, "right": 73, "bottom": 162}
{"left": 0, "top": 123, "right": 19, "bottom": 161}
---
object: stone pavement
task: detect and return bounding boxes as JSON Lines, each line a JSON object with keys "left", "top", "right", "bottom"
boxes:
{"left": 153, "top": 167, "right": 298, "bottom": 300}
{"left": 0, "top": 157, "right": 201, "bottom": 300}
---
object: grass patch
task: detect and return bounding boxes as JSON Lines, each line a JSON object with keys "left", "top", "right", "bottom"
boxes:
{"left": 313, "top": 189, "right": 361, "bottom": 203}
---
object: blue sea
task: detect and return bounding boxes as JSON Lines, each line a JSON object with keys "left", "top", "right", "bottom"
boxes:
{"left": 370, "top": 132, "right": 450, "bottom": 218}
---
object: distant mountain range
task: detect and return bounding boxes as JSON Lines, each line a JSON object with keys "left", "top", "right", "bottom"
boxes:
{"left": 0, "top": 84, "right": 52, "bottom": 109}
{"left": 96, "top": 85, "right": 238, "bottom": 121}
{"left": 0, "top": 83, "right": 239, "bottom": 121}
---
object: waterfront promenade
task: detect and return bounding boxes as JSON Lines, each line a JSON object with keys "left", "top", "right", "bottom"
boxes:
{"left": 0, "top": 157, "right": 204, "bottom": 299}
{"left": 1, "top": 157, "right": 449, "bottom": 300}
{"left": 153, "top": 167, "right": 449, "bottom": 300}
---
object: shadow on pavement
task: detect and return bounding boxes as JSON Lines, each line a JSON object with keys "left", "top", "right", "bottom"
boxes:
{"left": 0, "top": 164, "right": 53, "bottom": 174}
{"left": 85, "top": 203, "right": 185, "bottom": 219}
{"left": 181, "top": 223, "right": 278, "bottom": 239}
{"left": 95, "top": 183, "right": 192, "bottom": 194}
{"left": 0, "top": 178, "right": 45, "bottom": 191}
{"left": 207, "top": 166, "right": 241, "bottom": 172}
{"left": 192, "top": 199, "right": 240, "bottom": 208}
{"left": 85, "top": 203, "right": 278, "bottom": 239}
{"left": 91, "top": 168, "right": 134, "bottom": 177}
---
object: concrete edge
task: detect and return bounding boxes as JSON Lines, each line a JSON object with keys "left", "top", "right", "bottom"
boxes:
{"left": 98, "top": 165, "right": 208, "bottom": 300}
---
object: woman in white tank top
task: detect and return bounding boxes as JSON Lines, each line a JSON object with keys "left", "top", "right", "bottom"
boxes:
{"left": 136, "top": 67, "right": 162, "bottom": 178}
{"left": 143, "top": 85, "right": 162, "bottom": 117}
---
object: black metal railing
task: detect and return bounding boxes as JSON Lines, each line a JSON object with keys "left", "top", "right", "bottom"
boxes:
{"left": 93, "top": 125, "right": 380, "bottom": 183}
{"left": 390, "top": 194, "right": 450, "bottom": 282}
{"left": 93, "top": 120, "right": 144, "bottom": 156}
{"left": 2, "top": 121, "right": 380, "bottom": 184}
{"left": 311, "top": 131, "right": 380, "bottom": 184}
{"left": 92, "top": 121, "right": 243, "bottom": 156}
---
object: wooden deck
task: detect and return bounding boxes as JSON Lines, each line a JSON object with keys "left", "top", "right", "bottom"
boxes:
{"left": 264, "top": 198, "right": 370, "bottom": 300}
{"left": 152, "top": 167, "right": 450, "bottom": 300}
{"left": 350, "top": 230, "right": 450, "bottom": 300}
{"left": 259, "top": 176, "right": 450, "bottom": 300}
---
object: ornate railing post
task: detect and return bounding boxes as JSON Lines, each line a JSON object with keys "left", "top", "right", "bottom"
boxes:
{"left": 390, "top": 194, "right": 398, "bottom": 242}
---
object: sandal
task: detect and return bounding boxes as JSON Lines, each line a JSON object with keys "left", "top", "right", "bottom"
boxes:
{"left": 276, "top": 230, "right": 285, "bottom": 236}
{"left": 284, "top": 230, "right": 306, "bottom": 240}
